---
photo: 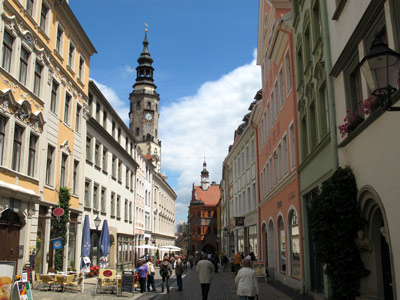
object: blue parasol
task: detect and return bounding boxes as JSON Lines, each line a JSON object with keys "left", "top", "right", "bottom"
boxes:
{"left": 99, "top": 220, "right": 110, "bottom": 257}
{"left": 81, "top": 215, "right": 91, "bottom": 268}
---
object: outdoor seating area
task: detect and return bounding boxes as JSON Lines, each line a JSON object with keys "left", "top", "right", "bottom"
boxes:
{"left": 35, "top": 272, "right": 83, "bottom": 292}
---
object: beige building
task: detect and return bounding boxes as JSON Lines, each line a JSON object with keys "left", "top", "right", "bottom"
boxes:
{"left": 0, "top": 0, "right": 96, "bottom": 274}
{"left": 328, "top": 0, "right": 400, "bottom": 298}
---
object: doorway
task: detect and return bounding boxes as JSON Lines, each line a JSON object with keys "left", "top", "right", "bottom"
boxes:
{"left": 0, "top": 209, "right": 22, "bottom": 269}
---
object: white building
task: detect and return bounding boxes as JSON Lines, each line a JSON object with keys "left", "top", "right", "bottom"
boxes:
{"left": 85, "top": 81, "right": 138, "bottom": 269}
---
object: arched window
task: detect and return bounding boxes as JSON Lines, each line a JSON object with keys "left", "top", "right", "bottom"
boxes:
{"left": 278, "top": 216, "right": 286, "bottom": 273}
{"left": 289, "top": 210, "right": 300, "bottom": 278}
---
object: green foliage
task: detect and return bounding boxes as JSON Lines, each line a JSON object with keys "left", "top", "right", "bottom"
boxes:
{"left": 54, "top": 187, "right": 71, "bottom": 271}
{"left": 310, "top": 167, "right": 368, "bottom": 300}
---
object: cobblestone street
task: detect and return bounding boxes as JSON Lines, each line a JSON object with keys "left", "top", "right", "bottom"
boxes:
{"left": 31, "top": 266, "right": 313, "bottom": 300}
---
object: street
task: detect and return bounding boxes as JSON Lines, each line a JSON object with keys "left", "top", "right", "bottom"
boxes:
{"left": 31, "top": 266, "right": 313, "bottom": 300}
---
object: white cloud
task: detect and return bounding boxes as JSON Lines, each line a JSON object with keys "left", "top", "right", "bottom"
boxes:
{"left": 91, "top": 79, "right": 130, "bottom": 124}
{"left": 160, "top": 51, "right": 261, "bottom": 221}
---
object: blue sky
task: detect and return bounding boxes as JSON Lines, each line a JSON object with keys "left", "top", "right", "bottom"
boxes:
{"left": 70, "top": 0, "right": 261, "bottom": 225}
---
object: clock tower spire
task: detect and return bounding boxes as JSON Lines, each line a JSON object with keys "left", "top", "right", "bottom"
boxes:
{"left": 129, "top": 28, "right": 161, "bottom": 172}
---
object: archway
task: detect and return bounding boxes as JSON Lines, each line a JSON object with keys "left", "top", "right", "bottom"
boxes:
{"left": 267, "top": 219, "right": 275, "bottom": 278}
{"left": 261, "top": 223, "right": 268, "bottom": 266}
{"left": 359, "top": 189, "right": 394, "bottom": 300}
{"left": 0, "top": 209, "right": 24, "bottom": 269}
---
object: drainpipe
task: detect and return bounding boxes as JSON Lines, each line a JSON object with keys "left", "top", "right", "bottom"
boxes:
{"left": 320, "top": 0, "right": 339, "bottom": 171}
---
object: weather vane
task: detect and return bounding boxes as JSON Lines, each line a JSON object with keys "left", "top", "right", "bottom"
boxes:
{"left": 145, "top": 22, "right": 149, "bottom": 32}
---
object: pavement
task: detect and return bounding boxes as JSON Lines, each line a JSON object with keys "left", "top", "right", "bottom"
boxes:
{"left": 31, "top": 265, "right": 313, "bottom": 300}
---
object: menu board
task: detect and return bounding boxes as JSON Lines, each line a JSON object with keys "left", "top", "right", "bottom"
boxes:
{"left": 253, "top": 260, "right": 266, "bottom": 278}
{"left": 121, "top": 274, "right": 134, "bottom": 293}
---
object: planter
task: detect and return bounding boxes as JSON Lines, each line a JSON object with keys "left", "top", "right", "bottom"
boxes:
{"left": 347, "top": 115, "right": 364, "bottom": 133}
{"left": 89, "top": 271, "right": 94, "bottom": 277}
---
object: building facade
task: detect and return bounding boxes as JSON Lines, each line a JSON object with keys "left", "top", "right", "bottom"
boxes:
{"left": 85, "top": 81, "right": 138, "bottom": 269}
{"left": 328, "top": 0, "right": 400, "bottom": 298}
{"left": 188, "top": 162, "right": 220, "bottom": 259}
{"left": 256, "top": 0, "right": 303, "bottom": 290}
{"left": 0, "top": 0, "right": 95, "bottom": 274}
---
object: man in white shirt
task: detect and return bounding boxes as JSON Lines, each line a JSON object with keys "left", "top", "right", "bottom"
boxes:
{"left": 196, "top": 254, "right": 214, "bottom": 300}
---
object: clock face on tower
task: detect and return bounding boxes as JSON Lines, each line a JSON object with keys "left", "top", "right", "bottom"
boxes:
{"left": 144, "top": 111, "right": 154, "bottom": 122}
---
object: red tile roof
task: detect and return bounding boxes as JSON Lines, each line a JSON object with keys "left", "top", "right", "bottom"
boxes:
{"left": 194, "top": 185, "right": 220, "bottom": 207}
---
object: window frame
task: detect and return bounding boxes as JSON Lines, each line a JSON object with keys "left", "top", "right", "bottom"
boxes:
{"left": 12, "top": 124, "right": 24, "bottom": 172}
{"left": 55, "top": 23, "right": 64, "bottom": 55}
{"left": 60, "top": 152, "right": 68, "bottom": 188}
{"left": 33, "top": 60, "right": 43, "bottom": 97}
{"left": 39, "top": 1, "right": 50, "bottom": 34}
{"left": 63, "top": 92, "right": 72, "bottom": 124}
{"left": 45, "top": 144, "right": 55, "bottom": 186}
{"left": 2, "top": 30, "right": 14, "bottom": 73}
{"left": 27, "top": 132, "right": 38, "bottom": 177}
{"left": 19, "top": 47, "right": 30, "bottom": 85}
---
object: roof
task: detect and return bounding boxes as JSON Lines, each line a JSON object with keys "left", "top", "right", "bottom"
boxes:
{"left": 194, "top": 185, "right": 220, "bottom": 207}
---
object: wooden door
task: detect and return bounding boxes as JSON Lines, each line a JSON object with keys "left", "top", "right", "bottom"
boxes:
{"left": 0, "top": 223, "right": 20, "bottom": 269}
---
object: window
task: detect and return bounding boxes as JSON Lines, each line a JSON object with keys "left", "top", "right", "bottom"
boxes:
{"left": 111, "top": 192, "right": 115, "bottom": 217}
{"left": 126, "top": 169, "right": 129, "bottom": 189}
{"left": 278, "top": 143, "right": 282, "bottom": 180}
{"left": 300, "top": 116, "right": 308, "bottom": 160}
{"left": 275, "top": 81, "right": 280, "bottom": 118}
{"left": 72, "top": 160, "right": 79, "bottom": 195}
{"left": 112, "top": 121, "right": 116, "bottom": 138}
{"left": 86, "top": 135, "right": 92, "bottom": 161}
{"left": 27, "top": 134, "right": 38, "bottom": 177}
{"left": 116, "top": 195, "right": 121, "bottom": 218}
{"left": 124, "top": 199, "right": 128, "bottom": 221}
{"left": 39, "top": 2, "right": 49, "bottom": 32}
{"left": 312, "top": 0, "right": 322, "bottom": 48}
{"left": 78, "top": 56, "right": 84, "bottom": 81}
{"left": 64, "top": 93, "right": 71, "bottom": 124}
{"left": 33, "top": 61, "right": 42, "bottom": 96}
{"left": 129, "top": 202, "right": 132, "bottom": 222}
{"left": 55, "top": 25, "right": 63, "bottom": 54}
{"left": 19, "top": 48, "right": 29, "bottom": 85}
{"left": 304, "top": 26, "right": 311, "bottom": 68}
{"left": 289, "top": 211, "right": 301, "bottom": 278}
{"left": 274, "top": 151, "right": 278, "bottom": 185}
{"left": 118, "top": 161, "right": 122, "bottom": 182}
{"left": 101, "top": 187, "right": 106, "bottom": 213}
{"left": 118, "top": 128, "right": 121, "bottom": 144}
{"left": 26, "top": 0, "right": 34, "bottom": 16}
{"left": 12, "top": 125, "right": 23, "bottom": 172}
{"left": 130, "top": 172, "right": 134, "bottom": 190}
{"left": 309, "top": 101, "right": 317, "bottom": 149}
{"left": 68, "top": 42, "right": 75, "bottom": 69}
{"left": 60, "top": 153, "right": 68, "bottom": 187}
{"left": 102, "top": 147, "right": 108, "bottom": 172}
{"left": 0, "top": 116, "right": 7, "bottom": 164}
{"left": 75, "top": 104, "right": 81, "bottom": 132}
{"left": 112, "top": 155, "right": 117, "bottom": 178}
{"left": 95, "top": 142, "right": 100, "bottom": 167}
{"left": 271, "top": 92, "right": 275, "bottom": 124}
{"left": 93, "top": 184, "right": 99, "bottom": 210}
{"left": 289, "top": 124, "right": 296, "bottom": 169}
{"left": 318, "top": 84, "right": 329, "bottom": 137}
{"left": 135, "top": 127, "right": 139, "bottom": 136}
{"left": 84, "top": 180, "right": 91, "bottom": 207}
{"left": 278, "top": 216, "right": 286, "bottom": 273}
{"left": 96, "top": 102, "right": 100, "bottom": 122}
{"left": 46, "top": 145, "right": 54, "bottom": 185}
{"left": 283, "top": 135, "right": 289, "bottom": 175}
{"left": 88, "top": 94, "right": 93, "bottom": 115}
{"left": 285, "top": 51, "right": 292, "bottom": 95}
{"left": 2, "top": 31, "right": 13, "bottom": 72}
{"left": 103, "top": 111, "right": 107, "bottom": 129}
{"left": 279, "top": 69, "right": 285, "bottom": 107}
{"left": 296, "top": 47, "right": 304, "bottom": 85}
{"left": 50, "top": 80, "right": 59, "bottom": 114}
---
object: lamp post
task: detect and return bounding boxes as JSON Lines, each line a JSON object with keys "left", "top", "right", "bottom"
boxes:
{"left": 360, "top": 34, "right": 400, "bottom": 111}
{"left": 94, "top": 215, "right": 101, "bottom": 230}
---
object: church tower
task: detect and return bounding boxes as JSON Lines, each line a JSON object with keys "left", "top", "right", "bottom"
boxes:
{"left": 129, "top": 29, "right": 161, "bottom": 172}
{"left": 200, "top": 160, "right": 210, "bottom": 191}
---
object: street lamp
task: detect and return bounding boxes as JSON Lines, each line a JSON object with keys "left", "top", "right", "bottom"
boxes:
{"left": 94, "top": 215, "right": 101, "bottom": 230}
{"left": 360, "top": 33, "right": 400, "bottom": 111}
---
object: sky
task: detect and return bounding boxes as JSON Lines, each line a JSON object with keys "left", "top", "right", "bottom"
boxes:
{"left": 69, "top": 0, "right": 261, "bottom": 226}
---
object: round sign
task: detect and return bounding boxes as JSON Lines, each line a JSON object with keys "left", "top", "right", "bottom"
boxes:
{"left": 103, "top": 270, "right": 113, "bottom": 277}
{"left": 53, "top": 207, "right": 64, "bottom": 217}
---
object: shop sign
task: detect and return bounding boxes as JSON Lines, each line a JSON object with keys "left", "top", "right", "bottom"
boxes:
{"left": 53, "top": 207, "right": 64, "bottom": 217}
{"left": 234, "top": 217, "right": 245, "bottom": 226}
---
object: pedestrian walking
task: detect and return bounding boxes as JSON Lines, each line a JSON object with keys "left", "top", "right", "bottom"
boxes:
{"left": 160, "top": 255, "right": 172, "bottom": 293}
{"left": 235, "top": 258, "right": 259, "bottom": 300}
{"left": 234, "top": 252, "right": 242, "bottom": 275}
{"left": 146, "top": 257, "right": 157, "bottom": 292}
{"left": 189, "top": 255, "right": 194, "bottom": 269}
{"left": 137, "top": 259, "right": 149, "bottom": 293}
{"left": 196, "top": 253, "right": 214, "bottom": 300}
{"left": 222, "top": 254, "right": 229, "bottom": 272}
{"left": 213, "top": 252, "right": 219, "bottom": 273}
{"left": 175, "top": 258, "right": 184, "bottom": 291}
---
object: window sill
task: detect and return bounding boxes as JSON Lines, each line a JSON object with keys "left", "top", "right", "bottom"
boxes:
{"left": 118, "top": 180, "right": 122, "bottom": 185}
{"left": 67, "top": 65, "right": 75, "bottom": 76}
{"left": 84, "top": 207, "right": 91, "bottom": 211}
{"left": 44, "top": 184, "right": 55, "bottom": 191}
{"left": 111, "top": 215, "right": 115, "bottom": 219}
{"left": 94, "top": 165, "right": 101, "bottom": 171}
{"left": 102, "top": 170, "right": 108, "bottom": 175}
{"left": 112, "top": 176, "right": 116, "bottom": 181}
{"left": 116, "top": 217, "right": 121, "bottom": 221}
{"left": 71, "top": 193, "right": 79, "bottom": 198}
{"left": 86, "top": 159, "right": 93, "bottom": 166}
{"left": 101, "top": 212, "right": 107, "bottom": 216}
{"left": 54, "top": 50, "right": 64, "bottom": 62}
{"left": 38, "top": 26, "right": 50, "bottom": 43}
{"left": 332, "top": 0, "right": 347, "bottom": 20}
{"left": 77, "top": 77, "right": 84, "bottom": 87}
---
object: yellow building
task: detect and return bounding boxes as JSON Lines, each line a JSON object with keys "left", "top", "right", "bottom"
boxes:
{"left": 0, "top": 0, "right": 95, "bottom": 274}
